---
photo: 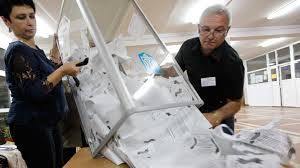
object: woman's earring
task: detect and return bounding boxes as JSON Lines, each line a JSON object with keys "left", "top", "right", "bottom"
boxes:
{"left": 8, "top": 27, "right": 11, "bottom": 32}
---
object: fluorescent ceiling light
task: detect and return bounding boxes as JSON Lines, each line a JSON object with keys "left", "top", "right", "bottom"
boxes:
{"left": 184, "top": 0, "right": 228, "bottom": 24}
{"left": 166, "top": 44, "right": 182, "bottom": 54}
{"left": 259, "top": 38, "right": 287, "bottom": 47}
{"left": 267, "top": 0, "right": 300, "bottom": 20}
{"left": 0, "top": 33, "right": 12, "bottom": 49}
{"left": 36, "top": 16, "right": 54, "bottom": 38}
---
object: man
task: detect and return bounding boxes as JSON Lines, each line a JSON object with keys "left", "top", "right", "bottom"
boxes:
{"left": 170, "top": 4, "right": 244, "bottom": 134}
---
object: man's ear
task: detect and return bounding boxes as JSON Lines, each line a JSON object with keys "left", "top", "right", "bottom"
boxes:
{"left": 227, "top": 26, "right": 231, "bottom": 32}
{"left": 1, "top": 16, "right": 11, "bottom": 32}
{"left": 2, "top": 16, "right": 10, "bottom": 26}
{"left": 225, "top": 26, "right": 231, "bottom": 37}
{"left": 197, "top": 24, "right": 201, "bottom": 34}
{"left": 1, "top": 16, "right": 5, "bottom": 23}
{"left": 226, "top": 26, "right": 231, "bottom": 34}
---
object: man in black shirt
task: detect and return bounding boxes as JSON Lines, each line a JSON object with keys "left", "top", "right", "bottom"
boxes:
{"left": 166, "top": 5, "right": 244, "bottom": 134}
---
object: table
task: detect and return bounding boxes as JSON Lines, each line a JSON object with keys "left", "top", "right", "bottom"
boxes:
{"left": 64, "top": 148, "right": 295, "bottom": 168}
{"left": 63, "top": 148, "right": 128, "bottom": 168}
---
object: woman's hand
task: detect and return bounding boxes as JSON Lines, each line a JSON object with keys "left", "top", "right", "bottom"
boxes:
{"left": 47, "top": 61, "right": 80, "bottom": 88}
{"left": 59, "top": 61, "right": 80, "bottom": 76}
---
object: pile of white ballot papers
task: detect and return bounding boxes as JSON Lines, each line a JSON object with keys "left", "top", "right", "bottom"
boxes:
{"left": 111, "top": 113, "right": 294, "bottom": 168}
{"left": 63, "top": 45, "right": 295, "bottom": 168}
{"left": 55, "top": 1, "right": 296, "bottom": 166}
{"left": 111, "top": 112, "right": 295, "bottom": 168}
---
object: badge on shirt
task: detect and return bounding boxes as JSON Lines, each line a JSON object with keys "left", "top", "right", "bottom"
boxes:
{"left": 201, "top": 77, "right": 216, "bottom": 87}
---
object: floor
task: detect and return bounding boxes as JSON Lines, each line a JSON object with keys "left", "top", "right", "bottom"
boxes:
{"left": 235, "top": 106, "right": 300, "bottom": 167}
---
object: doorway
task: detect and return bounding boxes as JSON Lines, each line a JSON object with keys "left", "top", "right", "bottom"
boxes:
{"left": 279, "top": 64, "right": 297, "bottom": 107}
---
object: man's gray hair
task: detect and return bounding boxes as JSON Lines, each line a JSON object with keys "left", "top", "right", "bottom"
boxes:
{"left": 199, "top": 4, "right": 231, "bottom": 26}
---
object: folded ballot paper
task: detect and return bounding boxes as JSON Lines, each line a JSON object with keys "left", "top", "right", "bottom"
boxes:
{"left": 211, "top": 120, "right": 295, "bottom": 168}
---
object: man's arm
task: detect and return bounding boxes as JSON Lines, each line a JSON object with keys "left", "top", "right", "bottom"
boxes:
{"left": 160, "top": 42, "right": 187, "bottom": 78}
{"left": 205, "top": 57, "right": 245, "bottom": 128}
{"left": 203, "top": 98, "right": 242, "bottom": 128}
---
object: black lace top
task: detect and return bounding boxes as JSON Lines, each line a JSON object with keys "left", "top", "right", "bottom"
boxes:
{"left": 4, "top": 41, "right": 68, "bottom": 126}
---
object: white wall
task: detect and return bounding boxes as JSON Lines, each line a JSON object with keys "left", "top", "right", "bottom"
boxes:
{"left": 247, "top": 82, "right": 273, "bottom": 106}
{"left": 295, "top": 79, "right": 300, "bottom": 107}
{"left": 280, "top": 79, "right": 298, "bottom": 107}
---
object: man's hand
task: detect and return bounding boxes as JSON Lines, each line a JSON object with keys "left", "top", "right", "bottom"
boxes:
{"left": 50, "top": 33, "right": 62, "bottom": 64}
{"left": 160, "top": 64, "right": 178, "bottom": 78}
{"left": 203, "top": 112, "right": 222, "bottom": 128}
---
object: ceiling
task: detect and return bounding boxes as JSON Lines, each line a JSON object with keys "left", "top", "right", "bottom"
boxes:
{"left": 1, "top": 0, "right": 300, "bottom": 60}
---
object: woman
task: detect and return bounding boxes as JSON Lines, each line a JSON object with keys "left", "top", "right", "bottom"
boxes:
{"left": 1, "top": 0, "right": 80, "bottom": 167}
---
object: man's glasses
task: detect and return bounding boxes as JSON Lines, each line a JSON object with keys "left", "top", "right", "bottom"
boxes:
{"left": 199, "top": 26, "right": 228, "bottom": 37}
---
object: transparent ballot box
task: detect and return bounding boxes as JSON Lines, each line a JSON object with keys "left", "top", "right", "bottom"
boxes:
{"left": 57, "top": 0, "right": 204, "bottom": 161}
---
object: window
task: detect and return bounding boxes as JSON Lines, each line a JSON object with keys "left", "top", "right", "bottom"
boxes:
{"left": 268, "top": 52, "right": 276, "bottom": 66}
{"left": 277, "top": 47, "right": 290, "bottom": 64}
{"left": 0, "top": 76, "right": 9, "bottom": 108}
{"left": 246, "top": 55, "right": 267, "bottom": 72}
{"left": 248, "top": 70, "right": 268, "bottom": 85}
{"left": 295, "top": 62, "right": 300, "bottom": 78}
{"left": 271, "top": 68, "right": 277, "bottom": 81}
{"left": 280, "top": 65, "right": 291, "bottom": 80}
{"left": 294, "top": 43, "right": 300, "bottom": 61}
{"left": 0, "top": 49, "right": 10, "bottom": 143}
{"left": 0, "top": 112, "right": 11, "bottom": 144}
{"left": 0, "top": 49, "right": 4, "bottom": 71}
